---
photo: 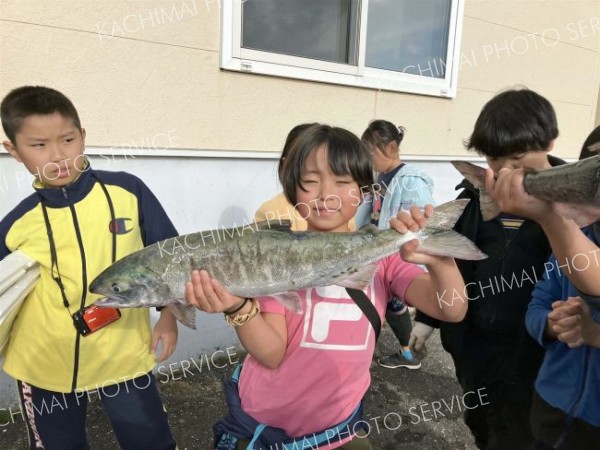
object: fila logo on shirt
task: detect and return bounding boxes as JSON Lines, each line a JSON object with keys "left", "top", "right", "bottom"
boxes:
{"left": 300, "top": 284, "right": 376, "bottom": 351}
{"left": 109, "top": 218, "right": 133, "bottom": 235}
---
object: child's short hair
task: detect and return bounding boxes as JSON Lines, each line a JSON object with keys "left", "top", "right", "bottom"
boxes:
{"left": 278, "top": 123, "right": 319, "bottom": 179}
{"left": 361, "top": 119, "right": 406, "bottom": 152}
{"left": 465, "top": 88, "right": 558, "bottom": 157}
{"left": 1, "top": 86, "right": 81, "bottom": 144}
{"left": 280, "top": 124, "right": 374, "bottom": 206}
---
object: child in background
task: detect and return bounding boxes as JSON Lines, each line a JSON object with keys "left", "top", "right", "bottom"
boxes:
{"left": 255, "top": 123, "right": 318, "bottom": 231}
{"left": 410, "top": 88, "right": 564, "bottom": 449}
{"left": 0, "top": 86, "right": 178, "bottom": 450}
{"left": 360, "top": 120, "right": 434, "bottom": 370}
{"left": 486, "top": 129, "right": 600, "bottom": 449}
{"left": 186, "top": 124, "right": 469, "bottom": 449}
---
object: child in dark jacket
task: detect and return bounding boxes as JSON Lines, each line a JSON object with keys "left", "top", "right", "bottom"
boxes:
{"left": 487, "top": 127, "right": 600, "bottom": 449}
{"left": 411, "top": 88, "right": 563, "bottom": 449}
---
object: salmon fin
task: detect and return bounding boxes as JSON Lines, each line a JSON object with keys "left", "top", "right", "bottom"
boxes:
{"left": 358, "top": 224, "right": 380, "bottom": 233}
{"left": 554, "top": 203, "right": 600, "bottom": 227}
{"left": 333, "top": 265, "right": 379, "bottom": 290}
{"left": 419, "top": 230, "right": 487, "bottom": 261}
{"left": 425, "top": 199, "right": 470, "bottom": 230}
{"left": 451, "top": 161, "right": 501, "bottom": 221}
{"left": 254, "top": 220, "right": 293, "bottom": 232}
{"left": 272, "top": 292, "right": 303, "bottom": 313}
{"left": 171, "top": 303, "right": 197, "bottom": 329}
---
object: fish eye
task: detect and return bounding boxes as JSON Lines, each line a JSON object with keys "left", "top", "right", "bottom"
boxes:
{"left": 112, "top": 284, "right": 121, "bottom": 293}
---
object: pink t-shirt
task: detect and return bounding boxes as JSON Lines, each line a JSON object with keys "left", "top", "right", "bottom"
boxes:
{"left": 238, "top": 254, "right": 423, "bottom": 447}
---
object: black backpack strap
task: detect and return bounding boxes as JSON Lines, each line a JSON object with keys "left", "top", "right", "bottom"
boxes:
{"left": 345, "top": 288, "right": 381, "bottom": 342}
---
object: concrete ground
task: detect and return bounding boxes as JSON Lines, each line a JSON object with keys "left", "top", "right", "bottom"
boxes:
{"left": 0, "top": 327, "right": 477, "bottom": 449}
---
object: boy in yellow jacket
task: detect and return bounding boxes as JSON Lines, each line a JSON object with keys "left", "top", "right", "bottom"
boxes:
{"left": 0, "top": 86, "right": 178, "bottom": 450}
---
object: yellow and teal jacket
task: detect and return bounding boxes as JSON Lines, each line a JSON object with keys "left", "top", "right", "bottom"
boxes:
{"left": 0, "top": 165, "right": 177, "bottom": 393}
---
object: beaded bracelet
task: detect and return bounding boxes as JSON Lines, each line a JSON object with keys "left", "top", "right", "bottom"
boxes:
{"left": 224, "top": 298, "right": 250, "bottom": 316}
{"left": 224, "top": 298, "right": 260, "bottom": 327}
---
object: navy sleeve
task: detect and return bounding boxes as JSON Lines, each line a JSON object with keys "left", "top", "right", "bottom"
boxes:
{"left": 0, "top": 233, "right": 10, "bottom": 260}
{"left": 526, "top": 255, "right": 562, "bottom": 347}
{"left": 0, "top": 194, "right": 40, "bottom": 261}
{"left": 134, "top": 179, "right": 178, "bottom": 246}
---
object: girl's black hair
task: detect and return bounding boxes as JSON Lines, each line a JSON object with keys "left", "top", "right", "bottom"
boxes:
{"left": 361, "top": 119, "right": 406, "bottom": 153}
{"left": 278, "top": 123, "right": 319, "bottom": 179}
{"left": 465, "top": 88, "right": 559, "bottom": 157}
{"left": 280, "top": 125, "right": 374, "bottom": 205}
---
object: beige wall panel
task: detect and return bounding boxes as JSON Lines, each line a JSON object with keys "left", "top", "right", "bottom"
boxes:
{"left": 204, "top": 71, "right": 378, "bottom": 151}
{"left": 465, "top": 0, "right": 600, "bottom": 51}
{"left": 0, "top": 0, "right": 218, "bottom": 52}
{"left": 458, "top": 16, "right": 598, "bottom": 108}
{"left": 0, "top": 22, "right": 217, "bottom": 148}
{"left": 555, "top": 102, "right": 599, "bottom": 155}
{"left": 0, "top": 22, "right": 377, "bottom": 151}
{"left": 374, "top": 88, "right": 494, "bottom": 156}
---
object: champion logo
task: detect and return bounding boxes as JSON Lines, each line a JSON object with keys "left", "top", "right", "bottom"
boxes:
{"left": 109, "top": 218, "right": 133, "bottom": 234}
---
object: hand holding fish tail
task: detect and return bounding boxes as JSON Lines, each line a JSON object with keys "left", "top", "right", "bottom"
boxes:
{"left": 388, "top": 204, "right": 468, "bottom": 322}
{"left": 485, "top": 167, "right": 552, "bottom": 220}
{"left": 390, "top": 204, "right": 453, "bottom": 267}
{"left": 389, "top": 204, "right": 433, "bottom": 233}
{"left": 185, "top": 270, "right": 288, "bottom": 369}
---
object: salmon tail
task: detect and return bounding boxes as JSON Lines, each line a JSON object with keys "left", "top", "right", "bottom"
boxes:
{"left": 419, "top": 230, "right": 487, "bottom": 261}
{"left": 425, "top": 199, "right": 469, "bottom": 229}
{"left": 451, "top": 161, "right": 501, "bottom": 221}
{"left": 418, "top": 199, "right": 488, "bottom": 261}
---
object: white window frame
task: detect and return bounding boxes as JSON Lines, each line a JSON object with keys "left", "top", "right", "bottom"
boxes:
{"left": 220, "top": 0, "right": 465, "bottom": 98}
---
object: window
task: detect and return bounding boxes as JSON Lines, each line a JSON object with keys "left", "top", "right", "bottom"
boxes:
{"left": 221, "top": 0, "right": 465, "bottom": 97}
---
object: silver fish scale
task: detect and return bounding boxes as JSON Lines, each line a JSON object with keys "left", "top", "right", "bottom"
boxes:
{"left": 524, "top": 155, "right": 600, "bottom": 204}
{"left": 157, "top": 228, "right": 415, "bottom": 298}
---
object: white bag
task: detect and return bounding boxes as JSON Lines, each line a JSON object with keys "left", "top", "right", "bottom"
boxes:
{"left": 0, "top": 251, "right": 40, "bottom": 358}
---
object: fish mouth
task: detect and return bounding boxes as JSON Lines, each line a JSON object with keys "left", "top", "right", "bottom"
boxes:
{"left": 94, "top": 296, "right": 130, "bottom": 308}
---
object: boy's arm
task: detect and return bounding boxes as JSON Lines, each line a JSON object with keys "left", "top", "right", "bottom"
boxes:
{"left": 390, "top": 206, "right": 468, "bottom": 323}
{"left": 151, "top": 306, "right": 178, "bottom": 362}
{"left": 536, "top": 218, "right": 600, "bottom": 296}
{"left": 133, "top": 178, "right": 180, "bottom": 355}
{"left": 526, "top": 257, "right": 565, "bottom": 346}
{"left": 185, "top": 270, "right": 287, "bottom": 370}
{"left": 136, "top": 179, "right": 178, "bottom": 244}
{"left": 485, "top": 168, "right": 600, "bottom": 295}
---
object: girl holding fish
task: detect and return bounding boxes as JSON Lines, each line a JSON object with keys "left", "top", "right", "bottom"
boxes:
{"left": 186, "top": 124, "right": 471, "bottom": 449}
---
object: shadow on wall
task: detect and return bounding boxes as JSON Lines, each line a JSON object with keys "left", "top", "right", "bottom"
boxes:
{"left": 218, "top": 206, "right": 252, "bottom": 229}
